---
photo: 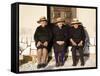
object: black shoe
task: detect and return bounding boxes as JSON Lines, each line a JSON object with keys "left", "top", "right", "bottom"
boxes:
{"left": 37, "top": 64, "right": 41, "bottom": 69}
{"left": 60, "top": 62, "right": 64, "bottom": 66}
{"left": 72, "top": 64, "right": 76, "bottom": 66}
{"left": 81, "top": 63, "right": 85, "bottom": 66}
{"left": 42, "top": 63, "right": 46, "bottom": 68}
{"left": 56, "top": 63, "right": 60, "bottom": 67}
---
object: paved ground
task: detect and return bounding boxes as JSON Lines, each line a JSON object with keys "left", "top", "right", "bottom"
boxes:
{"left": 19, "top": 54, "right": 96, "bottom": 71}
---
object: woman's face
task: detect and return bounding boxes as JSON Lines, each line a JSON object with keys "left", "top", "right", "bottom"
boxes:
{"left": 73, "top": 24, "right": 79, "bottom": 28}
{"left": 57, "top": 22, "right": 63, "bottom": 27}
{"left": 40, "top": 21, "right": 47, "bottom": 27}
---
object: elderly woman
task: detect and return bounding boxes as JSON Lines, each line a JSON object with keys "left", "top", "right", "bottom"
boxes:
{"left": 34, "top": 16, "right": 52, "bottom": 69}
{"left": 70, "top": 18, "right": 86, "bottom": 66}
{"left": 53, "top": 17, "right": 69, "bottom": 67}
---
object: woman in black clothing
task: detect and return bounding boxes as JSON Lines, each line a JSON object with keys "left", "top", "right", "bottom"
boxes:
{"left": 70, "top": 18, "right": 86, "bottom": 66}
{"left": 34, "top": 16, "right": 52, "bottom": 69}
{"left": 53, "top": 17, "right": 69, "bottom": 67}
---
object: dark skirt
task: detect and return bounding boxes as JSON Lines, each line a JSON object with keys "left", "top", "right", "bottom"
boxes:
{"left": 36, "top": 41, "right": 48, "bottom": 49}
{"left": 53, "top": 42, "right": 66, "bottom": 64}
{"left": 53, "top": 43, "right": 66, "bottom": 53}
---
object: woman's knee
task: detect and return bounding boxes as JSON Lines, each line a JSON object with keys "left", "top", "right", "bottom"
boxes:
{"left": 43, "top": 47, "right": 47, "bottom": 50}
{"left": 37, "top": 48, "right": 42, "bottom": 51}
{"left": 37, "top": 49, "right": 43, "bottom": 55}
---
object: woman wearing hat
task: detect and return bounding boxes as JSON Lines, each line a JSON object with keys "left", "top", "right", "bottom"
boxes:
{"left": 34, "top": 16, "right": 52, "bottom": 69}
{"left": 69, "top": 18, "right": 86, "bottom": 66}
{"left": 53, "top": 17, "right": 69, "bottom": 67}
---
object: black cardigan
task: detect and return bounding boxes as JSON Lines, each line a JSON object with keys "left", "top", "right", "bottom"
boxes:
{"left": 34, "top": 25, "right": 52, "bottom": 44}
{"left": 52, "top": 25, "right": 69, "bottom": 42}
{"left": 69, "top": 25, "right": 86, "bottom": 44}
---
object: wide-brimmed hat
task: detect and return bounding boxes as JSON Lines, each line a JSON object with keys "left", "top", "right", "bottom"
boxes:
{"left": 37, "top": 16, "right": 47, "bottom": 23}
{"left": 71, "top": 18, "right": 81, "bottom": 25}
{"left": 55, "top": 17, "right": 65, "bottom": 23}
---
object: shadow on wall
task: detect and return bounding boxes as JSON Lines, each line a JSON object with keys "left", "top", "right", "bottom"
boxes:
{"left": 83, "top": 26, "right": 90, "bottom": 62}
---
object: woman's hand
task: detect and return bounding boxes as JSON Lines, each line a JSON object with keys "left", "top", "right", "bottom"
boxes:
{"left": 56, "top": 41, "right": 64, "bottom": 45}
{"left": 70, "top": 38, "right": 77, "bottom": 46}
{"left": 37, "top": 41, "right": 41, "bottom": 47}
{"left": 72, "top": 42, "right": 77, "bottom": 46}
{"left": 78, "top": 41, "right": 83, "bottom": 46}
{"left": 43, "top": 41, "right": 48, "bottom": 46}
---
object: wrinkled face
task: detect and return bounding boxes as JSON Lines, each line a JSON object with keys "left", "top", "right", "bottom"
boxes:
{"left": 40, "top": 21, "right": 47, "bottom": 27}
{"left": 73, "top": 24, "right": 79, "bottom": 28}
{"left": 57, "top": 22, "right": 64, "bottom": 27}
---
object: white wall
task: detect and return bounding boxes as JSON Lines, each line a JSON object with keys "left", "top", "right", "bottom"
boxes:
{"left": 77, "top": 8, "right": 96, "bottom": 38}
{"left": 19, "top": 5, "right": 47, "bottom": 43}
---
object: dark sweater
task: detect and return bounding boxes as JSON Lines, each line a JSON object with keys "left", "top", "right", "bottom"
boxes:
{"left": 34, "top": 25, "right": 52, "bottom": 43}
{"left": 69, "top": 25, "right": 86, "bottom": 44}
{"left": 53, "top": 25, "right": 69, "bottom": 42}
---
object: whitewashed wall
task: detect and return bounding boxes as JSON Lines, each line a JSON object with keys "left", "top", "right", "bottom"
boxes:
{"left": 19, "top": 5, "right": 47, "bottom": 56}
{"left": 77, "top": 8, "right": 96, "bottom": 38}
{"left": 19, "top": 5, "right": 47, "bottom": 43}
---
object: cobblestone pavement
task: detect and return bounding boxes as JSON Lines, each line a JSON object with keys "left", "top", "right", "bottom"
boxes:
{"left": 19, "top": 54, "right": 96, "bottom": 71}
